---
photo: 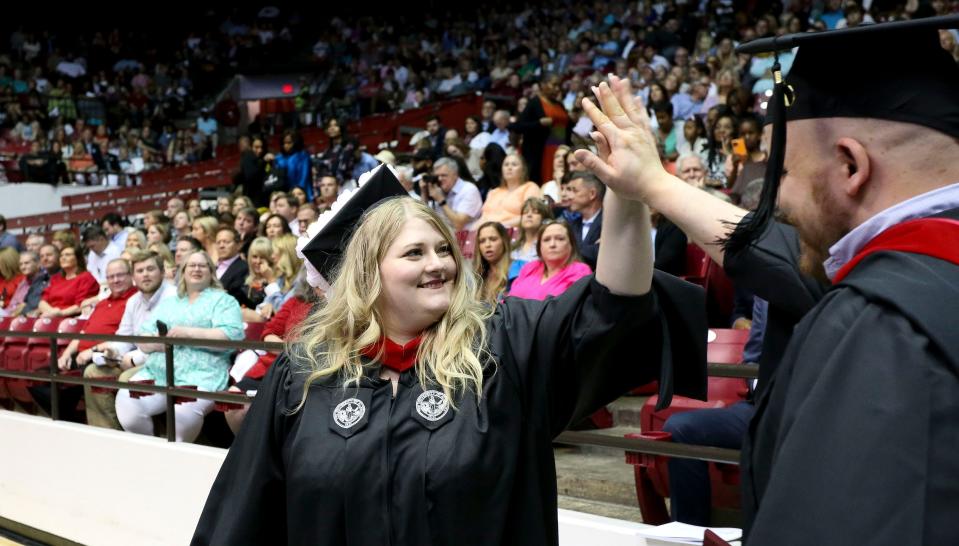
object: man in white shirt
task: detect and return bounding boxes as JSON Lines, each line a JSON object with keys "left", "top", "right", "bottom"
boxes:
{"left": 425, "top": 157, "right": 483, "bottom": 232}
{"left": 275, "top": 193, "right": 301, "bottom": 236}
{"left": 489, "top": 110, "right": 512, "bottom": 151}
{"left": 82, "top": 225, "right": 122, "bottom": 284}
{"left": 82, "top": 250, "right": 177, "bottom": 429}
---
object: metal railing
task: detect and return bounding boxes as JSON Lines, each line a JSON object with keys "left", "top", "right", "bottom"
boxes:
{"left": 0, "top": 328, "right": 757, "bottom": 464}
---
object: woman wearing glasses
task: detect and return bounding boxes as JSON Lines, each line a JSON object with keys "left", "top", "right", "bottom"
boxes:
{"left": 115, "top": 250, "right": 244, "bottom": 442}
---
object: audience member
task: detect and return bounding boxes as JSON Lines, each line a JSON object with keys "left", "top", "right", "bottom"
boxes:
{"left": 236, "top": 136, "right": 268, "bottom": 206}
{"left": 115, "top": 250, "right": 244, "bottom": 443}
{"left": 566, "top": 171, "right": 605, "bottom": 270}
{"left": 510, "top": 197, "right": 554, "bottom": 271}
{"left": 165, "top": 198, "right": 185, "bottom": 219}
{"left": 224, "top": 276, "right": 321, "bottom": 433}
{"left": 240, "top": 237, "right": 275, "bottom": 323}
{"left": 234, "top": 207, "right": 260, "bottom": 255}
{"left": 231, "top": 196, "right": 255, "bottom": 218}
{"left": 215, "top": 227, "right": 252, "bottom": 308}
{"left": 257, "top": 234, "right": 301, "bottom": 320}
{"left": 479, "top": 153, "right": 542, "bottom": 228}
{"left": 315, "top": 175, "right": 339, "bottom": 213}
{"left": 36, "top": 246, "right": 99, "bottom": 318}
{"left": 0, "top": 215, "right": 24, "bottom": 252}
{"left": 5, "top": 251, "right": 45, "bottom": 316}
{"left": 508, "top": 220, "right": 591, "bottom": 300}
{"left": 56, "top": 259, "right": 137, "bottom": 370}
{"left": 273, "top": 194, "right": 300, "bottom": 235}
{"left": 174, "top": 236, "right": 203, "bottom": 282}
{"left": 82, "top": 250, "right": 177, "bottom": 429}
{"left": 473, "top": 222, "right": 513, "bottom": 305}
{"left": 0, "top": 247, "right": 23, "bottom": 309}
{"left": 25, "top": 234, "right": 45, "bottom": 255}
{"left": 191, "top": 216, "right": 219, "bottom": 261}
{"left": 124, "top": 229, "right": 148, "bottom": 252}
{"left": 541, "top": 146, "right": 570, "bottom": 201}
{"left": 101, "top": 212, "right": 131, "bottom": 249}
{"left": 82, "top": 225, "right": 122, "bottom": 283}
{"left": 216, "top": 195, "right": 234, "bottom": 216}
{"left": 509, "top": 73, "right": 570, "bottom": 182}
{"left": 313, "top": 118, "right": 356, "bottom": 184}
{"left": 262, "top": 213, "right": 294, "bottom": 240}
{"left": 267, "top": 130, "right": 312, "bottom": 203}
{"left": 422, "top": 157, "right": 483, "bottom": 232}
{"left": 296, "top": 204, "right": 318, "bottom": 235}
{"left": 727, "top": 115, "right": 768, "bottom": 204}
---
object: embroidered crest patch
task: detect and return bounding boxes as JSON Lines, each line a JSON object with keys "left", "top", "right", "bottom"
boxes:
{"left": 415, "top": 390, "right": 450, "bottom": 422}
{"left": 332, "top": 398, "right": 366, "bottom": 429}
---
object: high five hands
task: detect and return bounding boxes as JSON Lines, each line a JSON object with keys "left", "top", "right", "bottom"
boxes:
{"left": 573, "top": 75, "right": 670, "bottom": 202}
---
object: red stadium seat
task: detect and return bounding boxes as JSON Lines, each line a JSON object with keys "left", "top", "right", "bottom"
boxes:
{"left": 0, "top": 316, "right": 16, "bottom": 408}
{"left": 683, "top": 244, "right": 709, "bottom": 280}
{"left": 626, "top": 329, "right": 750, "bottom": 524}
{"left": 243, "top": 321, "right": 266, "bottom": 342}
{"left": 6, "top": 318, "right": 62, "bottom": 407}
{"left": 1, "top": 317, "right": 38, "bottom": 409}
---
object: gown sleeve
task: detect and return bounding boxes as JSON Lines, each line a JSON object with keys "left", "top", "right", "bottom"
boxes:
{"left": 747, "top": 296, "right": 948, "bottom": 545}
{"left": 191, "top": 357, "right": 296, "bottom": 546}
{"left": 494, "top": 272, "right": 707, "bottom": 436}
{"left": 723, "top": 218, "right": 825, "bottom": 318}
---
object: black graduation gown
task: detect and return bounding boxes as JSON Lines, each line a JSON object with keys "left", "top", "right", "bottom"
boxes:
{"left": 723, "top": 219, "right": 827, "bottom": 399}
{"left": 192, "top": 274, "right": 707, "bottom": 546}
{"left": 742, "top": 208, "right": 959, "bottom": 545}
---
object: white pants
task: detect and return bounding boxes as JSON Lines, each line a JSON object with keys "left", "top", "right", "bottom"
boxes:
{"left": 115, "top": 389, "right": 214, "bottom": 443}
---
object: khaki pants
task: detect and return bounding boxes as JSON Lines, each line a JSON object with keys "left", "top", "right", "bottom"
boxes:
{"left": 83, "top": 364, "right": 142, "bottom": 429}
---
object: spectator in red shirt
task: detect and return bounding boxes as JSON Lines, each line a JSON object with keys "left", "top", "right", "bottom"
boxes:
{"left": 0, "top": 247, "right": 24, "bottom": 311}
{"left": 224, "top": 275, "right": 323, "bottom": 433}
{"left": 57, "top": 259, "right": 137, "bottom": 369}
{"left": 36, "top": 245, "right": 100, "bottom": 318}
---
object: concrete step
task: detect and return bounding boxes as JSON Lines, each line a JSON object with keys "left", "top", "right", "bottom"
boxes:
{"left": 608, "top": 396, "right": 650, "bottom": 429}
{"left": 554, "top": 444, "right": 639, "bottom": 508}
{"left": 557, "top": 494, "right": 645, "bottom": 523}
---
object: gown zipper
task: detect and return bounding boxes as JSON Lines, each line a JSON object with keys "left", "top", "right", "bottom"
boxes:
{"left": 384, "top": 379, "right": 400, "bottom": 545}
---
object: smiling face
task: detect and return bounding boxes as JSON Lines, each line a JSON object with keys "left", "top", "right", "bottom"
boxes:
{"left": 215, "top": 230, "right": 240, "bottom": 261}
{"left": 377, "top": 218, "right": 457, "bottom": 337}
{"left": 183, "top": 252, "right": 214, "bottom": 293}
{"left": 59, "top": 246, "right": 78, "bottom": 272}
{"left": 105, "top": 260, "right": 133, "bottom": 296}
{"left": 477, "top": 225, "right": 506, "bottom": 265}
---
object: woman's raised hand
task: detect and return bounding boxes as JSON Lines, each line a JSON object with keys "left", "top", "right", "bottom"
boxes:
{"left": 574, "top": 75, "right": 669, "bottom": 202}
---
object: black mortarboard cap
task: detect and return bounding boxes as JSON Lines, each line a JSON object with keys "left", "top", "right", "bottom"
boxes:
{"left": 299, "top": 165, "right": 408, "bottom": 283}
{"left": 723, "top": 15, "right": 959, "bottom": 254}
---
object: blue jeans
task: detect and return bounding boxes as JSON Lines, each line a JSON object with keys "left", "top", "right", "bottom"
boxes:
{"left": 661, "top": 401, "right": 754, "bottom": 526}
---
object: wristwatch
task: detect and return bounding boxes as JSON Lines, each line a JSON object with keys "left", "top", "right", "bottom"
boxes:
{"left": 438, "top": 200, "right": 447, "bottom": 207}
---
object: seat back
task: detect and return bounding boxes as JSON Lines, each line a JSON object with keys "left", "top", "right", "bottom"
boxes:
{"left": 243, "top": 322, "right": 266, "bottom": 342}
{"left": 27, "top": 317, "right": 62, "bottom": 347}
{"left": 684, "top": 244, "right": 709, "bottom": 278}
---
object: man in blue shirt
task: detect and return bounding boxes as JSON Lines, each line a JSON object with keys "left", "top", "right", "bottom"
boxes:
{"left": 0, "top": 215, "right": 24, "bottom": 252}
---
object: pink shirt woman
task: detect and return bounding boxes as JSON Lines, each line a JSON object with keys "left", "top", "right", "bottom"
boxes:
{"left": 508, "top": 220, "right": 591, "bottom": 300}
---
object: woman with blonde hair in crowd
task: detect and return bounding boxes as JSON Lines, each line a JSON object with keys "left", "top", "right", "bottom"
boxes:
{"left": 478, "top": 152, "right": 542, "bottom": 228}
{"left": 231, "top": 195, "right": 255, "bottom": 217}
{"left": 124, "top": 229, "right": 148, "bottom": 251}
{"left": 255, "top": 234, "right": 302, "bottom": 320}
{"left": 146, "top": 223, "right": 171, "bottom": 247}
{"left": 148, "top": 242, "right": 176, "bottom": 281}
{"left": 472, "top": 221, "right": 512, "bottom": 306}
{"left": 0, "top": 247, "right": 23, "bottom": 311}
{"left": 191, "top": 216, "right": 220, "bottom": 261}
{"left": 52, "top": 229, "right": 77, "bottom": 251}
{"left": 241, "top": 237, "right": 276, "bottom": 323}
{"left": 194, "top": 154, "right": 703, "bottom": 543}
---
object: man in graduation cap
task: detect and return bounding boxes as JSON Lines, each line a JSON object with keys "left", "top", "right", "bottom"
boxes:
{"left": 575, "top": 14, "right": 959, "bottom": 545}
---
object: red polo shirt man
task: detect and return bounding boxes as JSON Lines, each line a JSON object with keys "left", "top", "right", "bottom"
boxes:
{"left": 57, "top": 259, "right": 137, "bottom": 369}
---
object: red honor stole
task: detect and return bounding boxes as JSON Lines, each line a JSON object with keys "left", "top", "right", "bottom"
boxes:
{"left": 361, "top": 335, "right": 423, "bottom": 373}
{"left": 832, "top": 217, "right": 959, "bottom": 284}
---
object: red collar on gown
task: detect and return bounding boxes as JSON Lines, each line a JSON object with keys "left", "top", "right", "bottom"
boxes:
{"left": 832, "top": 217, "right": 959, "bottom": 284}
{"left": 360, "top": 335, "right": 423, "bottom": 373}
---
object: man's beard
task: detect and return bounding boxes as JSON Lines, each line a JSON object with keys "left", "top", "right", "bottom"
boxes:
{"left": 776, "top": 189, "right": 848, "bottom": 285}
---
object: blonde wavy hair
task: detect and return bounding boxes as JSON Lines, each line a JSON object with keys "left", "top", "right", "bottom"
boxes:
{"left": 271, "top": 234, "right": 302, "bottom": 293}
{"left": 245, "top": 236, "right": 274, "bottom": 286}
{"left": 289, "top": 197, "right": 492, "bottom": 410}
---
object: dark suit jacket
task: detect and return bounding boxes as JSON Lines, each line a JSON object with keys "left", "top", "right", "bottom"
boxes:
{"left": 570, "top": 209, "right": 602, "bottom": 270}
{"left": 654, "top": 217, "right": 688, "bottom": 276}
{"left": 219, "top": 257, "right": 252, "bottom": 308}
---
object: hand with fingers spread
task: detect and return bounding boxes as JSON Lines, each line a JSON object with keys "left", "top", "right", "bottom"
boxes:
{"left": 573, "top": 75, "right": 670, "bottom": 202}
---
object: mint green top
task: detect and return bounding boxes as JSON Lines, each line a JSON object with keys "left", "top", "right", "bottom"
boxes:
{"left": 139, "top": 288, "right": 244, "bottom": 391}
